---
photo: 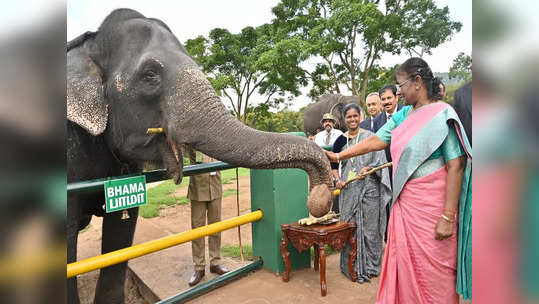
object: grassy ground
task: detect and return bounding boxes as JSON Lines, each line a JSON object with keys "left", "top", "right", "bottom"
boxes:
{"left": 79, "top": 223, "right": 91, "bottom": 234}
{"left": 221, "top": 244, "right": 338, "bottom": 262}
{"left": 221, "top": 168, "right": 250, "bottom": 184}
{"left": 222, "top": 189, "right": 238, "bottom": 197}
{"left": 221, "top": 245, "right": 255, "bottom": 261}
{"left": 139, "top": 168, "right": 249, "bottom": 218}
{"left": 310, "top": 245, "right": 338, "bottom": 259}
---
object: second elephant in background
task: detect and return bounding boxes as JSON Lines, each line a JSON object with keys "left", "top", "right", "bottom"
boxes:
{"left": 303, "top": 94, "right": 362, "bottom": 137}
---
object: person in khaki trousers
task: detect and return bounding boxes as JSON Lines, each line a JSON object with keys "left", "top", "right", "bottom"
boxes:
{"left": 186, "top": 147, "right": 229, "bottom": 286}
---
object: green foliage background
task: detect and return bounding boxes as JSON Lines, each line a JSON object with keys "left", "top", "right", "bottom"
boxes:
{"left": 184, "top": 0, "right": 463, "bottom": 119}
{"left": 449, "top": 52, "right": 472, "bottom": 82}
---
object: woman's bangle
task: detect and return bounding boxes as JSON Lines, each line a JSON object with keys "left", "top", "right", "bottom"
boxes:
{"left": 336, "top": 153, "right": 340, "bottom": 161}
{"left": 440, "top": 214, "right": 455, "bottom": 223}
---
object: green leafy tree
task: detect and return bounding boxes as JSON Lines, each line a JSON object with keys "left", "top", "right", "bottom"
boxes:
{"left": 244, "top": 103, "right": 273, "bottom": 131}
{"left": 267, "top": 0, "right": 462, "bottom": 103}
{"left": 449, "top": 52, "right": 472, "bottom": 82}
{"left": 365, "top": 65, "right": 398, "bottom": 96}
{"left": 443, "top": 81, "right": 465, "bottom": 104}
{"left": 244, "top": 104, "right": 304, "bottom": 132}
{"left": 272, "top": 110, "right": 304, "bottom": 132}
{"left": 185, "top": 26, "right": 308, "bottom": 122}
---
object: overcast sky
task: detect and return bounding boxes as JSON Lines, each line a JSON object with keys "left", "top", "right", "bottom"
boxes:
{"left": 67, "top": 0, "right": 471, "bottom": 109}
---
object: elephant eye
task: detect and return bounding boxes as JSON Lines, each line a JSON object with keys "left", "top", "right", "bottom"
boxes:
{"left": 142, "top": 69, "right": 161, "bottom": 86}
{"left": 137, "top": 59, "right": 163, "bottom": 97}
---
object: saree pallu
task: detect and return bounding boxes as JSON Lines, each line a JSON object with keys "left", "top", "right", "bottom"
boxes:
{"left": 338, "top": 131, "right": 392, "bottom": 283}
{"left": 376, "top": 102, "right": 472, "bottom": 303}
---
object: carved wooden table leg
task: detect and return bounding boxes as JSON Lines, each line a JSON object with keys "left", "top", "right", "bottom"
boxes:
{"left": 319, "top": 244, "right": 327, "bottom": 296}
{"left": 348, "top": 229, "right": 358, "bottom": 282}
{"left": 281, "top": 235, "right": 291, "bottom": 282}
{"left": 313, "top": 243, "right": 319, "bottom": 271}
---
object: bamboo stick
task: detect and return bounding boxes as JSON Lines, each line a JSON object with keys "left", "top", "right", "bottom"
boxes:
{"left": 333, "top": 162, "right": 392, "bottom": 196}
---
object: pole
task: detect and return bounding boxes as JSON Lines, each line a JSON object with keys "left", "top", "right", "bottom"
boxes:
{"left": 236, "top": 168, "right": 244, "bottom": 262}
{"left": 156, "top": 259, "right": 263, "bottom": 304}
{"left": 67, "top": 210, "right": 263, "bottom": 278}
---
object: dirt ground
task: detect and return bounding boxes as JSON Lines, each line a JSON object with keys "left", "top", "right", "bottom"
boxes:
{"left": 76, "top": 175, "right": 255, "bottom": 304}
{"left": 76, "top": 175, "right": 470, "bottom": 304}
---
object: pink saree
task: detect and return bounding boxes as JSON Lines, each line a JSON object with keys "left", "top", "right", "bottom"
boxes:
{"left": 376, "top": 103, "right": 472, "bottom": 304}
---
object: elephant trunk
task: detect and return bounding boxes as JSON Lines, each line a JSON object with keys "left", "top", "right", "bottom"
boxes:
{"left": 165, "top": 67, "right": 333, "bottom": 216}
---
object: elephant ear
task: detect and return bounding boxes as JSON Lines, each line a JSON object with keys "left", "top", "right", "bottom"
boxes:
{"left": 67, "top": 34, "right": 107, "bottom": 136}
{"left": 330, "top": 94, "right": 346, "bottom": 129}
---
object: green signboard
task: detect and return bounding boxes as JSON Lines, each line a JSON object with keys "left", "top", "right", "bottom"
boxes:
{"left": 104, "top": 176, "right": 147, "bottom": 213}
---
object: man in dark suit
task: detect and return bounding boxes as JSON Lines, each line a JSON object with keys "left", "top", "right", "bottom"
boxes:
{"left": 453, "top": 81, "right": 472, "bottom": 146}
{"left": 373, "top": 84, "right": 402, "bottom": 242}
{"left": 360, "top": 92, "right": 383, "bottom": 132}
{"left": 373, "top": 84, "right": 403, "bottom": 171}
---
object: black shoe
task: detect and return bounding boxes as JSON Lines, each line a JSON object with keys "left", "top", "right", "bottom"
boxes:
{"left": 188, "top": 270, "right": 205, "bottom": 286}
{"left": 209, "top": 264, "right": 229, "bottom": 275}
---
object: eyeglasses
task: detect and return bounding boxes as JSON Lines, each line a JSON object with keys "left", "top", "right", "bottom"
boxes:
{"left": 395, "top": 79, "right": 411, "bottom": 92}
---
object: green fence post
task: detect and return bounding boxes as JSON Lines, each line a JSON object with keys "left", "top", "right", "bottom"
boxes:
{"left": 250, "top": 168, "right": 310, "bottom": 274}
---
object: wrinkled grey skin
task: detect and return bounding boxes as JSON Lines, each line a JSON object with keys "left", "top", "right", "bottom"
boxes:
{"left": 303, "top": 94, "right": 362, "bottom": 136}
{"left": 67, "top": 9, "right": 332, "bottom": 304}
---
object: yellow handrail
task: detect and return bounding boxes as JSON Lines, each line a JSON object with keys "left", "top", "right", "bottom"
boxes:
{"left": 67, "top": 210, "right": 263, "bottom": 278}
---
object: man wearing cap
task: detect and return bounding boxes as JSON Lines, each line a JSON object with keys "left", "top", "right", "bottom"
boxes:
{"left": 314, "top": 113, "right": 343, "bottom": 147}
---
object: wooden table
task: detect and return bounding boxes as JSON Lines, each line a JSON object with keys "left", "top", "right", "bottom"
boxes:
{"left": 280, "top": 221, "right": 357, "bottom": 296}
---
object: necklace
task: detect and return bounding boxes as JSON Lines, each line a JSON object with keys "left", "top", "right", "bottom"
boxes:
{"left": 346, "top": 131, "right": 360, "bottom": 165}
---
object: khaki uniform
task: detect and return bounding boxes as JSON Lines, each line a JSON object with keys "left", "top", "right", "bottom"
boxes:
{"left": 186, "top": 147, "right": 222, "bottom": 271}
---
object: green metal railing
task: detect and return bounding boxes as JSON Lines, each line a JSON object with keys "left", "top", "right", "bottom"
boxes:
{"left": 67, "top": 161, "right": 236, "bottom": 194}
{"left": 67, "top": 210, "right": 262, "bottom": 278}
{"left": 320, "top": 144, "right": 332, "bottom": 151}
{"left": 156, "top": 259, "right": 263, "bottom": 304}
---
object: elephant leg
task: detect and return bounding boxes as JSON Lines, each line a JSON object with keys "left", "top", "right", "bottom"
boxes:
{"left": 94, "top": 207, "right": 138, "bottom": 304}
{"left": 67, "top": 199, "right": 82, "bottom": 304}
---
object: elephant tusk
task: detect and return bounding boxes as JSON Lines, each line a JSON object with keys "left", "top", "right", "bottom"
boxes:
{"left": 146, "top": 127, "right": 164, "bottom": 134}
{"left": 168, "top": 139, "right": 181, "bottom": 164}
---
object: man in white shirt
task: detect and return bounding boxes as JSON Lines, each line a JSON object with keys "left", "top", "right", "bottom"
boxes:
{"left": 314, "top": 113, "right": 343, "bottom": 147}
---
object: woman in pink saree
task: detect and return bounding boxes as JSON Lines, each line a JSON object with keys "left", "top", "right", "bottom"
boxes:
{"left": 326, "top": 57, "right": 472, "bottom": 303}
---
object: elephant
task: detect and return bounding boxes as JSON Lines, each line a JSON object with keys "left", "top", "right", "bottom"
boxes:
{"left": 303, "top": 94, "right": 362, "bottom": 137}
{"left": 67, "top": 9, "right": 333, "bottom": 304}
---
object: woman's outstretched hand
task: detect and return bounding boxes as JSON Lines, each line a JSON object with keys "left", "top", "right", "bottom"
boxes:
{"left": 325, "top": 150, "right": 338, "bottom": 162}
